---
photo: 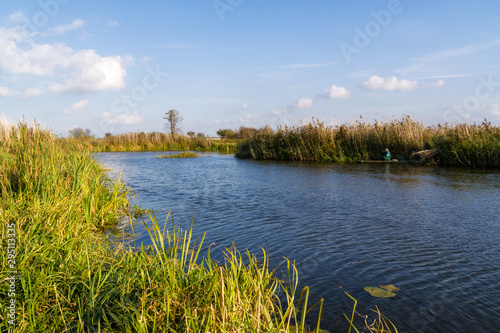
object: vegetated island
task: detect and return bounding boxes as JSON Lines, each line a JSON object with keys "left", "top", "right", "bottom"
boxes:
{"left": 1, "top": 120, "right": 397, "bottom": 332}
{"left": 235, "top": 116, "right": 500, "bottom": 168}
{"left": 158, "top": 151, "right": 199, "bottom": 158}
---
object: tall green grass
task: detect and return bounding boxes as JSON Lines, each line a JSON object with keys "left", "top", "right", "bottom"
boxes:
{"left": 236, "top": 117, "right": 500, "bottom": 167}
{"left": 1, "top": 121, "right": 396, "bottom": 332}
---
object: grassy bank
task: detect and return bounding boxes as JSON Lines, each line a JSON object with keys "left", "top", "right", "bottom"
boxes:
{"left": 236, "top": 117, "right": 500, "bottom": 167}
{"left": 1, "top": 121, "right": 396, "bottom": 332}
{"left": 65, "top": 131, "right": 238, "bottom": 154}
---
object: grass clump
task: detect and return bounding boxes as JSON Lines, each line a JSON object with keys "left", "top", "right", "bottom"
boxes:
{"left": 236, "top": 116, "right": 500, "bottom": 167}
{"left": 158, "top": 151, "right": 199, "bottom": 158}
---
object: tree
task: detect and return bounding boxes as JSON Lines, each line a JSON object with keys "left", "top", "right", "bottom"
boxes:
{"left": 163, "top": 109, "right": 183, "bottom": 137}
{"left": 217, "top": 128, "right": 235, "bottom": 139}
{"left": 187, "top": 131, "right": 195, "bottom": 138}
{"left": 69, "top": 128, "right": 92, "bottom": 138}
{"left": 237, "top": 127, "right": 258, "bottom": 139}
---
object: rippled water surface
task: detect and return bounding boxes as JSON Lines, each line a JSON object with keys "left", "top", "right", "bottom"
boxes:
{"left": 97, "top": 151, "right": 500, "bottom": 333}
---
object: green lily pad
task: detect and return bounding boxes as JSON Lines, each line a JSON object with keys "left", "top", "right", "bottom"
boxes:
{"left": 364, "top": 286, "right": 396, "bottom": 298}
{"left": 379, "top": 284, "right": 401, "bottom": 292}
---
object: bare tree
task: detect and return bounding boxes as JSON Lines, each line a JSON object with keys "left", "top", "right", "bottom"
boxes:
{"left": 163, "top": 109, "right": 183, "bottom": 138}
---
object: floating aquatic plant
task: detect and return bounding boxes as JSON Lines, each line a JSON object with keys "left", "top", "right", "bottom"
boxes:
{"left": 364, "top": 284, "right": 401, "bottom": 298}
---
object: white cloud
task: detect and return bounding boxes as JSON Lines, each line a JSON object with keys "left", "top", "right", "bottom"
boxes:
{"left": 0, "top": 34, "right": 72, "bottom": 76}
{"left": 47, "top": 19, "right": 85, "bottom": 35}
{"left": 0, "top": 86, "right": 14, "bottom": 96}
{"left": 295, "top": 98, "right": 314, "bottom": 108}
{"left": 326, "top": 85, "right": 351, "bottom": 99}
{"left": 0, "top": 86, "right": 42, "bottom": 99}
{"left": 285, "top": 84, "right": 350, "bottom": 113}
{"left": 63, "top": 99, "right": 89, "bottom": 114}
{"left": 489, "top": 104, "right": 500, "bottom": 117}
{"left": 19, "top": 87, "right": 42, "bottom": 99}
{"left": 242, "top": 104, "right": 248, "bottom": 109}
{"left": 424, "top": 79, "right": 446, "bottom": 90}
{"left": 272, "top": 108, "right": 283, "bottom": 116}
{"left": 108, "top": 21, "right": 119, "bottom": 27}
{"left": 8, "top": 11, "right": 26, "bottom": 23}
{"left": 101, "top": 111, "right": 143, "bottom": 125}
{"left": 208, "top": 119, "right": 224, "bottom": 126}
{"left": 239, "top": 113, "right": 260, "bottom": 122}
{"left": 0, "top": 26, "right": 132, "bottom": 94}
{"left": 49, "top": 51, "right": 132, "bottom": 93}
{"left": 360, "top": 76, "right": 445, "bottom": 91}
{"left": 361, "top": 76, "right": 419, "bottom": 91}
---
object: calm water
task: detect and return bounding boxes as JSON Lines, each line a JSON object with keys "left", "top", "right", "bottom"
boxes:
{"left": 97, "top": 151, "right": 500, "bottom": 333}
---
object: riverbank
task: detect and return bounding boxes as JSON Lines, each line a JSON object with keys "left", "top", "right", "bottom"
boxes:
{"left": 235, "top": 117, "right": 500, "bottom": 167}
{"left": 1, "top": 121, "right": 396, "bottom": 332}
{"left": 66, "top": 131, "right": 238, "bottom": 154}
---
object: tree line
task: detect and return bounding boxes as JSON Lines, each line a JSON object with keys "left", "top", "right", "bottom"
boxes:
{"left": 68, "top": 109, "right": 259, "bottom": 141}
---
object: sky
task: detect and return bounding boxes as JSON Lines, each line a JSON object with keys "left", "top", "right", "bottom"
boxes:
{"left": 1, "top": 0, "right": 500, "bottom": 137}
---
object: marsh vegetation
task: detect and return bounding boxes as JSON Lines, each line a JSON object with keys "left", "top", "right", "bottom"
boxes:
{"left": 235, "top": 116, "right": 500, "bottom": 167}
{"left": 1, "top": 121, "right": 396, "bottom": 332}
{"left": 68, "top": 130, "right": 238, "bottom": 154}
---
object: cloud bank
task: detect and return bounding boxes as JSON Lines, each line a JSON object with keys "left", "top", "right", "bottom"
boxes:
{"left": 0, "top": 24, "right": 132, "bottom": 95}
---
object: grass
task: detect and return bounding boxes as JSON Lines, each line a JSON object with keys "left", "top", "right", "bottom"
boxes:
{"left": 235, "top": 116, "right": 500, "bottom": 167}
{"left": 158, "top": 152, "right": 199, "bottom": 158}
{"left": 0, "top": 120, "right": 396, "bottom": 332}
{"left": 342, "top": 288, "right": 398, "bottom": 333}
{"left": 66, "top": 131, "right": 238, "bottom": 154}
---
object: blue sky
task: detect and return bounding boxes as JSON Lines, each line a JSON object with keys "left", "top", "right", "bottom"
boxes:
{"left": 1, "top": 0, "right": 500, "bottom": 136}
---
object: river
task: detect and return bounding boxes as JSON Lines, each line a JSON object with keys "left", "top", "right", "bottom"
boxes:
{"left": 97, "top": 151, "right": 500, "bottom": 333}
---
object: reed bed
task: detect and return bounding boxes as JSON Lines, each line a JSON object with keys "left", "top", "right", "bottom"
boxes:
{"left": 1, "top": 121, "right": 394, "bottom": 332}
{"left": 236, "top": 117, "right": 500, "bottom": 167}
{"left": 67, "top": 131, "right": 238, "bottom": 154}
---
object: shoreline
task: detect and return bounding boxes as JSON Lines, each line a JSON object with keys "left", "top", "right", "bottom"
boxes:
{"left": 2, "top": 121, "right": 395, "bottom": 332}
{"left": 234, "top": 117, "right": 500, "bottom": 168}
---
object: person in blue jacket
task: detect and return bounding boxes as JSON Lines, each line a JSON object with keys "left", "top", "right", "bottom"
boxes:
{"left": 382, "top": 148, "right": 392, "bottom": 161}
